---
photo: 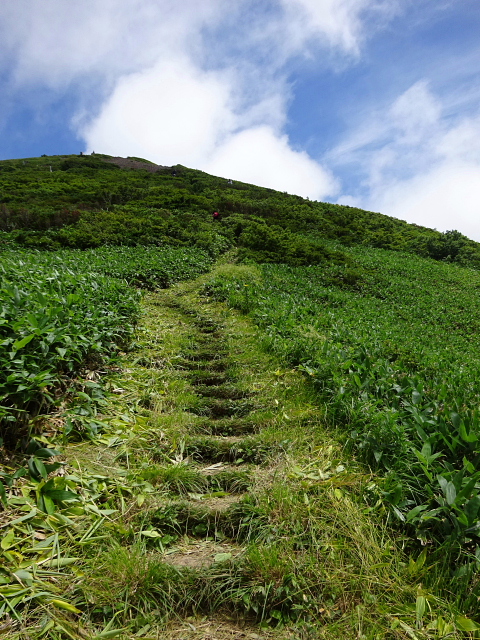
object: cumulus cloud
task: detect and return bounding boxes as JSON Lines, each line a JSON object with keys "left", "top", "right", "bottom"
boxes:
{"left": 0, "top": 0, "right": 224, "bottom": 88}
{"left": 81, "top": 57, "right": 337, "bottom": 200}
{"left": 0, "top": 0, "right": 405, "bottom": 203}
{"left": 374, "top": 162, "right": 480, "bottom": 241}
{"left": 82, "top": 58, "right": 234, "bottom": 166}
{"left": 333, "top": 81, "right": 480, "bottom": 241}
{"left": 375, "top": 111, "right": 480, "bottom": 241}
{"left": 203, "top": 125, "right": 338, "bottom": 199}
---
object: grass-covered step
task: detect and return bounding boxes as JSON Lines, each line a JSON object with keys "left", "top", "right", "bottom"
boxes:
{"left": 193, "top": 417, "right": 259, "bottom": 436}
{"left": 82, "top": 540, "right": 330, "bottom": 629}
{"left": 138, "top": 463, "right": 251, "bottom": 494}
{"left": 181, "top": 435, "right": 282, "bottom": 463}
{"left": 180, "top": 347, "right": 228, "bottom": 361}
{"left": 149, "top": 496, "right": 268, "bottom": 541}
{"left": 202, "top": 467, "right": 251, "bottom": 493}
{"left": 177, "top": 357, "right": 230, "bottom": 372}
{"left": 186, "top": 397, "right": 255, "bottom": 419}
{"left": 80, "top": 544, "right": 249, "bottom": 625}
{"left": 192, "top": 384, "right": 251, "bottom": 400}
{"left": 163, "top": 539, "right": 243, "bottom": 570}
{"left": 194, "top": 320, "right": 223, "bottom": 334}
{"left": 189, "top": 372, "right": 232, "bottom": 386}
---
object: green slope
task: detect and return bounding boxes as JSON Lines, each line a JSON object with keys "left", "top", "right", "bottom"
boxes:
{"left": 2, "top": 154, "right": 480, "bottom": 637}
{"left": 1, "top": 153, "right": 479, "bottom": 269}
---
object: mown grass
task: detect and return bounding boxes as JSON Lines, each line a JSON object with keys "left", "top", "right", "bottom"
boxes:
{"left": 205, "top": 250, "right": 480, "bottom": 626}
{"left": 0, "top": 259, "right": 476, "bottom": 639}
{"left": 2, "top": 153, "right": 480, "bottom": 271}
{"left": 70, "top": 276, "right": 471, "bottom": 638}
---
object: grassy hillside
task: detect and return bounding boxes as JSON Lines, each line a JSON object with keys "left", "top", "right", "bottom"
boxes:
{"left": 1, "top": 153, "right": 480, "bottom": 268}
{"left": 2, "top": 154, "right": 480, "bottom": 638}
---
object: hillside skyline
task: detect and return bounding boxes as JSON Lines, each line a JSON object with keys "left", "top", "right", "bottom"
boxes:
{"left": 1, "top": 1, "right": 480, "bottom": 239}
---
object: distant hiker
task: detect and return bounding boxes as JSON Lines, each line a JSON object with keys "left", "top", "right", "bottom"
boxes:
{"left": 213, "top": 211, "right": 220, "bottom": 221}
{"left": 79, "top": 151, "right": 84, "bottom": 156}
{"left": 227, "top": 179, "right": 233, "bottom": 185}
{"left": 172, "top": 169, "right": 177, "bottom": 177}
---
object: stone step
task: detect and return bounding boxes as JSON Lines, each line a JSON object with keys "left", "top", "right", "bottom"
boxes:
{"left": 190, "top": 373, "right": 232, "bottom": 386}
{"left": 181, "top": 436, "right": 274, "bottom": 464}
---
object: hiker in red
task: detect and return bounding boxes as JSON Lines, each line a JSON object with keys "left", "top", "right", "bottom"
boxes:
{"left": 212, "top": 211, "right": 220, "bottom": 221}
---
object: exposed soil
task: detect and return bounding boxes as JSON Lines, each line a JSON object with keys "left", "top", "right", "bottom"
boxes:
{"left": 164, "top": 540, "right": 242, "bottom": 569}
{"left": 102, "top": 156, "right": 169, "bottom": 173}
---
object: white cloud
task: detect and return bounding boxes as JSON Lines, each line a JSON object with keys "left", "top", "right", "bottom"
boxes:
{"left": 333, "top": 81, "right": 480, "bottom": 241}
{"left": 280, "top": 0, "right": 371, "bottom": 54}
{"left": 390, "top": 80, "right": 441, "bottom": 142}
{"left": 82, "top": 57, "right": 336, "bottom": 201}
{"left": 203, "top": 125, "right": 338, "bottom": 199}
{"left": 279, "top": 0, "right": 401, "bottom": 56}
{"left": 0, "top": 0, "right": 226, "bottom": 89}
{"left": 374, "top": 163, "right": 480, "bottom": 241}
{"left": 0, "top": 0, "right": 382, "bottom": 89}
{"left": 82, "top": 58, "right": 234, "bottom": 166}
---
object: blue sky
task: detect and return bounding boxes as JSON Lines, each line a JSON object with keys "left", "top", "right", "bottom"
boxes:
{"left": 1, "top": 0, "right": 480, "bottom": 239}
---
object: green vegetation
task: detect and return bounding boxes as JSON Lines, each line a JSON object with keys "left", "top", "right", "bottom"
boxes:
{"left": 1, "top": 153, "right": 480, "bottom": 268}
{"left": 0, "top": 246, "right": 213, "bottom": 447}
{"left": 2, "top": 153, "right": 480, "bottom": 637}
{"left": 2, "top": 277, "right": 466, "bottom": 639}
{"left": 205, "top": 249, "right": 480, "bottom": 613}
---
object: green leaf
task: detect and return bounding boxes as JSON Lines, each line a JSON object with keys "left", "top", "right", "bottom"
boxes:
{"left": 437, "top": 475, "right": 448, "bottom": 494}
{"left": 459, "top": 421, "right": 478, "bottom": 443}
{"left": 140, "top": 530, "right": 162, "bottom": 538}
{"left": 13, "top": 334, "right": 35, "bottom": 350}
{"left": 41, "top": 558, "right": 79, "bottom": 567}
{"left": 26, "top": 439, "right": 41, "bottom": 454}
{"left": 43, "top": 489, "right": 79, "bottom": 502}
{"left": 92, "top": 630, "right": 128, "bottom": 639}
{"left": 456, "top": 476, "right": 477, "bottom": 502}
{"left": 456, "top": 616, "right": 480, "bottom": 632}
{"left": 412, "top": 391, "right": 422, "bottom": 404}
{"left": 420, "top": 442, "right": 431, "bottom": 459}
{"left": 0, "top": 480, "right": 7, "bottom": 506}
{"left": 33, "top": 457, "right": 48, "bottom": 480}
{"left": 416, "top": 595, "right": 426, "bottom": 628}
{"left": 445, "top": 482, "right": 457, "bottom": 506}
{"left": 451, "top": 412, "right": 461, "bottom": 429}
{"left": 34, "top": 448, "right": 61, "bottom": 459}
{"left": 414, "top": 549, "right": 427, "bottom": 572}
{"left": 42, "top": 494, "right": 56, "bottom": 514}
{"left": 1, "top": 530, "right": 15, "bottom": 550}
{"left": 406, "top": 504, "right": 428, "bottom": 522}
{"left": 50, "top": 599, "right": 82, "bottom": 614}
{"left": 13, "top": 570, "right": 33, "bottom": 586}
{"left": 214, "top": 552, "right": 232, "bottom": 563}
{"left": 464, "top": 496, "right": 480, "bottom": 524}
{"left": 9, "top": 509, "right": 37, "bottom": 525}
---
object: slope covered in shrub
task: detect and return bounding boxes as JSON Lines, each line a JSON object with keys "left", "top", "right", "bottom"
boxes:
{"left": 1, "top": 153, "right": 480, "bottom": 268}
